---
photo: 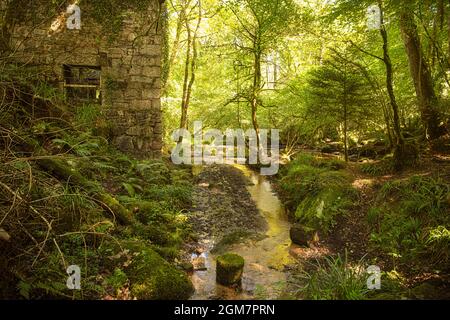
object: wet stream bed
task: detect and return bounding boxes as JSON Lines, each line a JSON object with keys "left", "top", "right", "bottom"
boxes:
{"left": 187, "top": 165, "right": 298, "bottom": 300}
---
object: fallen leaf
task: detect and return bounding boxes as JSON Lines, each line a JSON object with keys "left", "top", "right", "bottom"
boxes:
{"left": 0, "top": 228, "right": 10, "bottom": 241}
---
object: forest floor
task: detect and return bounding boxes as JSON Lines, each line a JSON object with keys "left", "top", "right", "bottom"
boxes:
{"left": 289, "top": 151, "right": 450, "bottom": 299}
{"left": 326, "top": 153, "right": 450, "bottom": 262}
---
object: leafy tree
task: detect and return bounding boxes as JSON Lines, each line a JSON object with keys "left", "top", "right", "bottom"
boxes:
{"left": 224, "top": 0, "right": 298, "bottom": 147}
{"left": 306, "top": 49, "right": 374, "bottom": 161}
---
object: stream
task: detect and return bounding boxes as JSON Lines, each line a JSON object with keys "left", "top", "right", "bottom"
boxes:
{"left": 189, "top": 165, "right": 295, "bottom": 300}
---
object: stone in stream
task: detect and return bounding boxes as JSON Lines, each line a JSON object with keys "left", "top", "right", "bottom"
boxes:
{"left": 289, "top": 223, "right": 314, "bottom": 247}
{"left": 216, "top": 253, "right": 245, "bottom": 286}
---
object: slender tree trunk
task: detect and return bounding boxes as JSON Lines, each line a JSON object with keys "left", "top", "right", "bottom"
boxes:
{"left": 252, "top": 40, "right": 262, "bottom": 149}
{"left": 378, "top": 1, "right": 405, "bottom": 170}
{"left": 399, "top": 9, "right": 444, "bottom": 139}
{"left": 343, "top": 104, "right": 348, "bottom": 162}
{"left": 179, "top": 6, "right": 192, "bottom": 130}
{"left": 342, "top": 68, "right": 349, "bottom": 162}
{"left": 162, "top": 3, "right": 184, "bottom": 94}
{"left": 184, "top": 0, "right": 201, "bottom": 123}
{"left": 179, "top": 0, "right": 201, "bottom": 132}
{"left": 448, "top": 0, "right": 450, "bottom": 66}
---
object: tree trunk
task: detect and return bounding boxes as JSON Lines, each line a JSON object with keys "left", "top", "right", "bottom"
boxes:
{"left": 378, "top": 1, "right": 405, "bottom": 170}
{"left": 343, "top": 70, "right": 349, "bottom": 162}
{"left": 399, "top": 9, "right": 444, "bottom": 140}
{"left": 448, "top": 0, "right": 450, "bottom": 66}
{"left": 37, "top": 157, "right": 134, "bottom": 225}
{"left": 179, "top": 0, "right": 201, "bottom": 132}
{"left": 343, "top": 106, "right": 348, "bottom": 162}
{"left": 162, "top": 3, "right": 184, "bottom": 94}
{"left": 252, "top": 42, "right": 262, "bottom": 149}
{"left": 179, "top": 15, "right": 192, "bottom": 131}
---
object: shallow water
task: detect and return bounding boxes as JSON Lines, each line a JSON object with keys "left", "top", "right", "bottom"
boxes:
{"left": 190, "top": 165, "right": 294, "bottom": 300}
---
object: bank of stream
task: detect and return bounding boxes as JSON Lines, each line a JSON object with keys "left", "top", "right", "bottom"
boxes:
{"left": 187, "top": 165, "right": 297, "bottom": 300}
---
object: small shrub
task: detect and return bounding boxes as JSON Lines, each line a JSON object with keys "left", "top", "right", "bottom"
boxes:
{"left": 106, "top": 268, "right": 128, "bottom": 291}
{"left": 360, "top": 159, "right": 393, "bottom": 176}
{"left": 293, "top": 253, "right": 369, "bottom": 300}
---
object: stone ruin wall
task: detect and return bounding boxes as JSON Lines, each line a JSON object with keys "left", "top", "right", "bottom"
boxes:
{"left": 10, "top": 1, "right": 164, "bottom": 158}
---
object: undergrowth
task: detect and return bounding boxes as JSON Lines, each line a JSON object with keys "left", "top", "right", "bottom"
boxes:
{"left": 0, "top": 63, "right": 194, "bottom": 299}
{"left": 279, "top": 153, "right": 357, "bottom": 233}
{"left": 292, "top": 253, "right": 369, "bottom": 300}
{"left": 368, "top": 175, "right": 450, "bottom": 271}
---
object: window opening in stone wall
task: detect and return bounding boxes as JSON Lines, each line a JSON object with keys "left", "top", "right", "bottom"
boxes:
{"left": 63, "top": 65, "right": 102, "bottom": 104}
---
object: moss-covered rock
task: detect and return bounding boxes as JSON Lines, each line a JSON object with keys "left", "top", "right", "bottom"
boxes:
{"left": 216, "top": 253, "right": 244, "bottom": 286}
{"left": 290, "top": 223, "right": 314, "bottom": 246}
{"left": 123, "top": 241, "right": 194, "bottom": 300}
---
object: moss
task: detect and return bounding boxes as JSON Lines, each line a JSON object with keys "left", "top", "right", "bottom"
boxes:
{"left": 35, "top": 155, "right": 134, "bottom": 225}
{"left": 151, "top": 245, "right": 179, "bottom": 261}
{"left": 144, "top": 185, "right": 192, "bottom": 210}
{"left": 279, "top": 154, "right": 356, "bottom": 233}
{"left": 123, "top": 241, "right": 194, "bottom": 300}
{"left": 216, "top": 253, "right": 245, "bottom": 286}
{"left": 180, "top": 262, "right": 194, "bottom": 272}
{"left": 105, "top": 268, "right": 128, "bottom": 291}
{"left": 133, "top": 223, "right": 174, "bottom": 246}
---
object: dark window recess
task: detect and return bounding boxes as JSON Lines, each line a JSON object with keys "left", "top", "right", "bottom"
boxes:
{"left": 63, "top": 65, "right": 101, "bottom": 104}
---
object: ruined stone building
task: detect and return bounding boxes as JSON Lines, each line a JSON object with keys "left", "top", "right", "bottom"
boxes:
{"left": 9, "top": 0, "right": 164, "bottom": 158}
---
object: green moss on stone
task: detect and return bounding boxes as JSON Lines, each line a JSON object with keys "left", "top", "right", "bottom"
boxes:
{"left": 216, "top": 253, "right": 245, "bottom": 286}
{"left": 123, "top": 241, "right": 194, "bottom": 300}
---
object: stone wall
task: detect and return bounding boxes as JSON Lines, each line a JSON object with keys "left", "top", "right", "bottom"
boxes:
{"left": 10, "top": 1, "right": 163, "bottom": 158}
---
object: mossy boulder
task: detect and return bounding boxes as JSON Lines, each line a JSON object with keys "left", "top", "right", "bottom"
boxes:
{"left": 216, "top": 253, "right": 244, "bottom": 286}
{"left": 290, "top": 224, "right": 313, "bottom": 246}
{"left": 123, "top": 241, "right": 194, "bottom": 300}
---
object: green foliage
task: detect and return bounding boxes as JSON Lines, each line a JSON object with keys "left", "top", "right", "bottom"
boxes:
{"left": 305, "top": 49, "right": 375, "bottom": 140}
{"left": 279, "top": 153, "right": 356, "bottom": 232}
{"left": 360, "top": 159, "right": 394, "bottom": 176}
{"left": 425, "top": 226, "right": 450, "bottom": 265}
{"left": 74, "top": 104, "right": 101, "bottom": 128}
{"left": 369, "top": 176, "right": 450, "bottom": 268}
{"left": 122, "top": 241, "right": 194, "bottom": 300}
{"left": 144, "top": 184, "right": 192, "bottom": 210}
{"left": 106, "top": 268, "right": 128, "bottom": 291}
{"left": 293, "top": 253, "right": 369, "bottom": 300}
{"left": 52, "top": 132, "right": 106, "bottom": 157}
